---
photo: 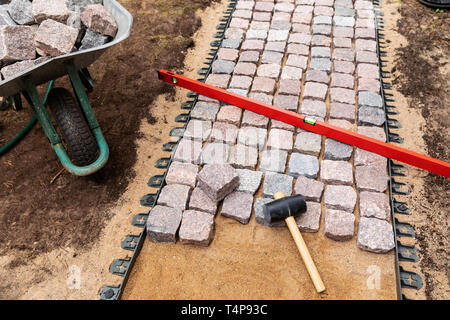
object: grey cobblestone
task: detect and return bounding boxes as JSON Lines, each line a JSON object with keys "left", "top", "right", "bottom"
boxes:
{"left": 324, "top": 138, "right": 353, "bottom": 161}
{"left": 333, "top": 60, "right": 355, "bottom": 74}
{"left": 288, "top": 153, "right": 319, "bottom": 179}
{"left": 260, "top": 149, "right": 288, "bottom": 173}
{"left": 271, "top": 20, "right": 292, "bottom": 30}
{"left": 333, "top": 16, "right": 355, "bottom": 27}
{"left": 239, "top": 50, "right": 260, "bottom": 63}
{"left": 190, "top": 102, "right": 219, "bottom": 122}
{"left": 313, "top": 15, "right": 332, "bottom": 25}
{"left": 312, "top": 24, "right": 332, "bottom": 36}
{"left": 294, "top": 131, "right": 322, "bottom": 156}
{"left": 250, "top": 21, "right": 270, "bottom": 30}
{"left": 271, "top": 119, "right": 296, "bottom": 132}
{"left": 225, "top": 28, "right": 245, "bottom": 40}
{"left": 236, "top": 169, "right": 263, "bottom": 194}
{"left": 263, "top": 172, "right": 293, "bottom": 198}
{"left": 266, "top": 41, "right": 287, "bottom": 52}
{"left": 311, "top": 46, "right": 331, "bottom": 58}
{"left": 230, "top": 75, "right": 253, "bottom": 90}
{"left": 311, "top": 35, "right": 332, "bottom": 47}
{"left": 358, "top": 106, "right": 385, "bottom": 126}
{"left": 358, "top": 91, "right": 383, "bottom": 109}
{"left": 221, "top": 38, "right": 242, "bottom": 50}
{"left": 261, "top": 50, "right": 283, "bottom": 65}
{"left": 246, "top": 29, "right": 268, "bottom": 40}
{"left": 267, "top": 29, "right": 290, "bottom": 41}
{"left": 333, "top": 48, "right": 355, "bottom": 61}
{"left": 305, "top": 69, "right": 330, "bottom": 83}
{"left": 310, "top": 58, "right": 332, "bottom": 73}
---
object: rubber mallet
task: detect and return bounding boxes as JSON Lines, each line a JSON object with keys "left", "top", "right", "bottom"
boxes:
{"left": 263, "top": 192, "right": 326, "bottom": 293}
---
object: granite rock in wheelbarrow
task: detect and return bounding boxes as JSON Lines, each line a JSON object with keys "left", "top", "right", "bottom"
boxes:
{"left": 1, "top": 56, "right": 51, "bottom": 79}
{"left": 7, "top": 0, "right": 35, "bottom": 26}
{"left": 79, "top": 29, "right": 109, "bottom": 50}
{"left": 67, "top": 0, "right": 104, "bottom": 12}
{"left": 0, "top": 25, "right": 36, "bottom": 63}
{"left": 0, "top": 5, "right": 17, "bottom": 26}
{"left": 35, "top": 19, "right": 79, "bottom": 57}
{"left": 146, "top": 205, "right": 182, "bottom": 243}
{"left": 32, "top": 0, "right": 71, "bottom": 24}
{"left": 197, "top": 163, "right": 240, "bottom": 201}
{"left": 81, "top": 3, "right": 117, "bottom": 37}
{"left": 179, "top": 210, "right": 215, "bottom": 246}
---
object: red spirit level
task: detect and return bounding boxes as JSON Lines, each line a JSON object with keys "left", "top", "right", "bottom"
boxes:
{"left": 158, "top": 69, "right": 450, "bottom": 178}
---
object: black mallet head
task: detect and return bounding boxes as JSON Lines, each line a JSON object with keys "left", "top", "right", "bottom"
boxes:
{"left": 263, "top": 194, "right": 307, "bottom": 224}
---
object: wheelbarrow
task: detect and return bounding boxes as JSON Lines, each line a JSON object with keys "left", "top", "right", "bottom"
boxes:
{"left": 0, "top": 0, "right": 133, "bottom": 176}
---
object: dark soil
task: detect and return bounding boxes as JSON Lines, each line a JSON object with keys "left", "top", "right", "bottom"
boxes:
{"left": 0, "top": 0, "right": 216, "bottom": 261}
{"left": 391, "top": 1, "right": 449, "bottom": 299}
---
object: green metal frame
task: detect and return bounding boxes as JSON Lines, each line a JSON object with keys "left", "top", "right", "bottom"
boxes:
{"left": 21, "top": 62, "right": 109, "bottom": 176}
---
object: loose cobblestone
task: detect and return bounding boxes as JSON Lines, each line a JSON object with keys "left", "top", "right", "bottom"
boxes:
{"left": 197, "top": 164, "right": 240, "bottom": 201}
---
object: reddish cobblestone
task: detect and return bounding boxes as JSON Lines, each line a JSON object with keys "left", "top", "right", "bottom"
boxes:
{"left": 217, "top": 48, "right": 239, "bottom": 62}
{"left": 333, "top": 60, "right": 355, "bottom": 74}
{"left": 147, "top": 205, "right": 183, "bottom": 243}
{"left": 324, "top": 209, "right": 355, "bottom": 241}
{"left": 330, "top": 87, "right": 356, "bottom": 104}
{"left": 221, "top": 191, "right": 254, "bottom": 224}
{"left": 357, "top": 63, "right": 379, "bottom": 79}
{"left": 303, "top": 82, "right": 328, "bottom": 100}
{"left": 294, "top": 175, "right": 325, "bottom": 202}
{"left": 216, "top": 105, "right": 242, "bottom": 126}
{"left": 197, "top": 164, "right": 240, "bottom": 201}
{"left": 188, "top": 187, "right": 218, "bottom": 215}
{"left": 234, "top": 62, "right": 257, "bottom": 76}
{"left": 331, "top": 72, "right": 354, "bottom": 89}
{"left": 320, "top": 160, "right": 353, "bottom": 185}
{"left": 359, "top": 191, "right": 390, "bottom": 221}
{"left": 329, "top": 102, "right": 356, "bottom": 122}
{"left": 157, "top": 184, "right": 192, "bottom": 210}
{"left": 324, "top": 185, "right": 357, "bottom": 212}
{"left": 286, "top": 43, "right": 309, "bottom": 55}
{"left": 166, "top": 162, "right": 199, "bottom": 188}
{"left": 355, "top": 165, "right": 389, "bottom": 193}
{"left": 179, "top": 210, "right": 215, "bottom": 246}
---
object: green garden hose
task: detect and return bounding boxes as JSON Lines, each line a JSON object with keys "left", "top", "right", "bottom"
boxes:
{"left": 0, "top": 80, "right": 54, "bottom": 157}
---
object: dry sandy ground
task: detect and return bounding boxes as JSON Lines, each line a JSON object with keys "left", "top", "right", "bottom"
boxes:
{"left": 381, "top": 0, "right": 449, "bottom": 300}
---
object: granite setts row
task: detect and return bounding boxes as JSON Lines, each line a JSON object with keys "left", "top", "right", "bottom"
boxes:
{"left": 146, "top": 0, "right": 395, "bottom": 254}
{"left": 0, "top": 0, "right": 117, "bottom": 81}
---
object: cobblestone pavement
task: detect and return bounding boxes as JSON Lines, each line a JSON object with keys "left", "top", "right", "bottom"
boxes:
{"left": 148, "top": 0, "right": 395, "bottom": 253}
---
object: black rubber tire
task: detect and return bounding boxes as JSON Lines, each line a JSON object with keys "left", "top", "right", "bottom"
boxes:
{"left": 47, "top": 88, "right": 98, "bottom": 166}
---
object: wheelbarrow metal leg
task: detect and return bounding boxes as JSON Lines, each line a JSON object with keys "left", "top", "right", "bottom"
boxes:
{"left": 78, "top": 68, "right": 94, "bottom": 93}
{"left": 22, "top": 79, "right": 61, "bottom": 145}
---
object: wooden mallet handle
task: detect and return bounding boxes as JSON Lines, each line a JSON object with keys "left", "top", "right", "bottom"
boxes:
{"left": 274, "top": 192, "right": 326, "bottom": 293}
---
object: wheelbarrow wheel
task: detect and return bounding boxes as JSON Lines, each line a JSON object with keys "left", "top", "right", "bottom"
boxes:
{"left": 47, "top": 88, "right": 98, "bottom": 166}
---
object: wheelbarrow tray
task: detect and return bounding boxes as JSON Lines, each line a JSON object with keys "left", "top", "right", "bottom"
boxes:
{"left": 0, "top": 0, "right": 133, "bottom": 97}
